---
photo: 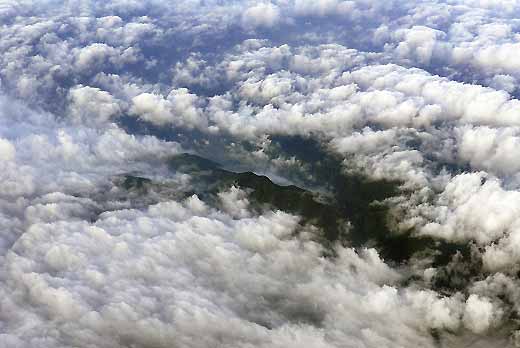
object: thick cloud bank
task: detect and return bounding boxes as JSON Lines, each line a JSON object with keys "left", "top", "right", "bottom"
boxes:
{"left": 3, "top": 0, "right": 520, "bottom": 347}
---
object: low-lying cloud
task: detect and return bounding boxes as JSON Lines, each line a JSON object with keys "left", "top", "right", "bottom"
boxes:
{"left": 2, "top": 0, "right": 520, "bottom": 347}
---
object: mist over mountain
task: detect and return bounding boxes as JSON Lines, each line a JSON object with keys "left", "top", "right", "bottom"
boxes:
{"left": 2, "top": 1, "right": 520, "bottom": 347}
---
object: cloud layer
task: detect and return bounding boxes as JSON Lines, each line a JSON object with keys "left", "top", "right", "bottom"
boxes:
{"left": 2, "top": 0, "right": 520, "bottom": 347}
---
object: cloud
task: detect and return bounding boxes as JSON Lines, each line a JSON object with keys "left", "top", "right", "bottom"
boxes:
{"left": 408, "top": 173, "right": 520, "bottom": 245}
{"left": 0, "top": 137, "right": 15, "bottom": 161}
{"left": 130, "top": 88, "right": 205, "bottom": 128}
{"left": 463, "top": 294, "right": 502, "bottom": 334}
{"left": 3, "top": 0, "right": 520, "bottom": 346}
{"left": 68, "top": 85, "right": 122, "bottom": 125}
{"left": 293, "top": 0, "right": 357, "bottom": 17}
{"left": 74, "top": 43, "right": 141, "bottom": 72}
{"left": 242, "top": 3, "right": 281, "bottom": 29}
{"left": 394, "top": 26, "right": 450, "bottom": 65}
{"left": 0, "top": 187, "right": 477, "bottom": 348}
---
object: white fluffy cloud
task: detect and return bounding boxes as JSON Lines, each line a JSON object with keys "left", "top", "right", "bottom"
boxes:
{"left": 3, "top": 0, "right": 520, "bottom": 346}
{"left": 242, "top": 2, "right": 281, "bottom": 29}
{"left": 130, "top": 89, "right": 205, "bottom": 128}
{"left": 68, "top": 85, "right": 122, "bottom": 125}
{"left": 463, "top": 295, "right": 502, "bottom": 334}
{"left": 0, "top": 188, "right": 478, "bottom": 347}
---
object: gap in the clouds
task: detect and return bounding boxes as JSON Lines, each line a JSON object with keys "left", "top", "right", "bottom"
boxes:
{"left": 136, "top": 26, "right": 252, "bottom": 89}
{"left": 266, "top": 135, "right": 480, "bottom": 274}
{"left": 117, "top": 114, "right": 490, "bottom": 292}
{"left": 118, "top": 115, "right": 260, "bottom": 172}
{"left": 113, "top": 122, "right": 480, "bottom": 284}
